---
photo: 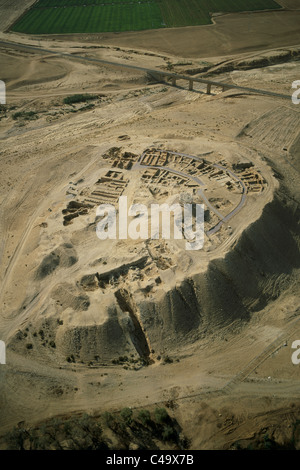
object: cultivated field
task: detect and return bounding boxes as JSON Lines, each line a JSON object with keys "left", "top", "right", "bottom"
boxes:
{"left": 11, "top": 0, "right": 282, "bottom": 34}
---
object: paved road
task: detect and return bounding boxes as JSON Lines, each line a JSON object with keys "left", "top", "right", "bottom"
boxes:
{"left": 0, "top": 39, "right": 292, "bottom": 100}
{"left": 208, "top": 163, "right": 247, "bottom": 235}
{"left": 135, "top": 150, "right": 247, "bottom": 236}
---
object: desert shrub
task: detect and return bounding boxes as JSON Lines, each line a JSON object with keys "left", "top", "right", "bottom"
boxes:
{"left": 5, "top": 415, "right": 107, "bottom": 450}
{"left": 120, "top": 408, "right": 133, "bottom": 425}
{"left": 103, "top": 412, "right": 115, "bottom": 428}
{"left": 163, "top": 355, "right": 173, "bottom": 364}
{"left": 138, "top": 409, "right": 151, "bottom": 426}
{"left": 66, "top": 355, "right": 75, "bottom": 363}
{"left": 162, "top": 425, "right": 176, "bottom": 442}
{"left": 63, "top": 94, "right": 98, "bottom": 105}
{"left": 79, "top": 103, "right": 95, "bottom": 111}
{"left": 12, "top": 111, "right": 37, "bottom": 120}
{"left": 4, "top": 427, "right": 28, "bottom": 450}
{"left": 118, "top": 355, "right": 128, "bottom": 363}
{"left": 154, "top": 407, "right": 169, "bottom": 424}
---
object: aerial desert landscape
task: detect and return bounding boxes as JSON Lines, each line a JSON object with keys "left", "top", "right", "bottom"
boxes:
{"left": 0, "top": 0, "right": 299, "bottom": 451}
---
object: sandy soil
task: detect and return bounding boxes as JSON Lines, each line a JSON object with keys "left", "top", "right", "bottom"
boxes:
{"left": 37, "top": 10, "right": 300, "bottom": 59}
{"left": 0, "top": 8, "right": 300, "bottom": 450}
{"left": 0, "top": 0, "right": 36, "bottom": 33}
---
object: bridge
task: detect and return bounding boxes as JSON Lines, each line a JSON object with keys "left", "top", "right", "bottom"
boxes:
{"left": 0, "top": 39, "right": 291, "bottom": 101}
{"left": 147, "top": 69, "right": 291, "bottom": 100}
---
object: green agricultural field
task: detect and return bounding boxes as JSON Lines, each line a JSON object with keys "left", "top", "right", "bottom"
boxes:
{"left": 11, "top": 0, "right": 282, "bottom": 34}
{"left": 159, "top": 0, "right": 282, "bottom": 27}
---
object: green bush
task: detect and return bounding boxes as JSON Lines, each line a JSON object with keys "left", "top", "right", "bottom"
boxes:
{"left": 79, "top": 103, "right": 95, "bottom": 111}
{"left": 12, "top": 111, "right": 37, "bottom": 120}
{"left": 138, "top": 409, "right": 151, "bottom": 426}
{"left": 63, "top": 94, "right": 98, "bottom": 105}
{"left": 103, "top": 411, "right": 115, "bottom": 428}
{"left": 154, "top": 407, "right": 169, "bottom": 424}
{"left": 162, "top": 424, "right": 176, "bottom": 442}
{"left": 120, "top": 407, "right": 133, "bottom": 425}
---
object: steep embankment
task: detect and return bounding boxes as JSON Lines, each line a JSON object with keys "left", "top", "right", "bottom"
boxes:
{"left": 10, "top": 183, "right": 298, "bottom": 365}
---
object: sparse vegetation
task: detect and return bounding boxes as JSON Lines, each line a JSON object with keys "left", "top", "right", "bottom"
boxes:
{"left": 2, "top": 414, "right": 107, "bottom": 450}
{"left": 12, "top": 111, "right": 38, "bottom": 121}
{"left": 162, "top": 424, "right": 177, "bottom": 442}
{"left": 66, "top": 355, "right": 75, "bottom": 363}
{"left": 232, "top": 422, "right": 300, "bottom": 450}
{"left": 120, "top": 407, "right": 133, "bottom": 425}
{"left": 63, "top": 94, "right": 98, "bottom": 105}
{"left": 154, "top": 407, "right": 169, "bottom": 424}
{"left": 112, "top": 355, "right": 142, "bottom": 368}
{"left": 1, "top": 408, "right": 188, "bottom": 450}
{"left": 138, "top": 409, "right": 151, "bottom": 426}
{"left": 174, "top": 61, "right": 193, "bottom": 66}
{"left": 163, "top": 355, "right": 173, "bottom": 364}
{"left": 79, "top": 103, "right": 95, "bottom": 111}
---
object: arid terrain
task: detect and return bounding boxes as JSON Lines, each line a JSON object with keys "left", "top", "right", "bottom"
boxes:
{"left": 0, "top": 1, "right": 300, "bottom": 450}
